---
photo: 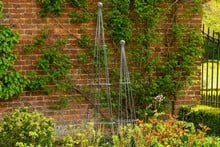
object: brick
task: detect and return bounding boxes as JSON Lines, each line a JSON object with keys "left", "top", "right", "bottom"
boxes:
{"left": 0, "top": 0, "right": 202, "bottom": 123}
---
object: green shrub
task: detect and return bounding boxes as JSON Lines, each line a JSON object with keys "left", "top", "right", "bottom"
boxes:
{"left": 178, "top": 105, "right": 220, "bottom": 136}
{"left": 0, "top": 107, "right": 55, "bottom": 147}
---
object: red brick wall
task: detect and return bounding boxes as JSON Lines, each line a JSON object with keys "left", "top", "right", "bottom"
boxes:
{"left": 0, "top": 0, "right": 202, "bottom": 122}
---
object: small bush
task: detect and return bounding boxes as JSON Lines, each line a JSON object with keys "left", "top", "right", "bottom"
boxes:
{"left": 178, "top": 105, "right": 220, "bottom": 136}
{"left": 0, "top": 107, "right": 55, "bottom": 147}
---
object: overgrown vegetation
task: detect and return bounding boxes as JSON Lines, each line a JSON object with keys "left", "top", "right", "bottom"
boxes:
{"left": 0, "top": 107, "right": 55, "bottom": 146}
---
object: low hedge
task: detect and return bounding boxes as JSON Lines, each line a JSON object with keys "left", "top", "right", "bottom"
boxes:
{"left": 178, "top": 105, "right": 220, "bottom": 136}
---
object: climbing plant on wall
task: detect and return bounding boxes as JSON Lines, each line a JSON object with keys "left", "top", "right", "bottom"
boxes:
{"left": 23, "top": 27, "right": 72, "bottom": 95}
{"left": 0, "top": 27, "right": 29, "bottom": 100}
{"left": 4, "top": 0, "right": 203, "bottom": 116}
{"left": 103, "top": 0, "right": 203, "bottom": 118}
{"left": 0, "top": 2, "right": 29, "bottom": 100}
{"left": 0, "top": 0, "right": 3, "bottom": 19}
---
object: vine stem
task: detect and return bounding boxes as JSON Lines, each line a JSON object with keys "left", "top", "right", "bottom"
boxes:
{"left": 170, "top": 0, "right": 179, "bottom": 8}
{"left": 52, "top": 17, "right": 79, "bottom": 40}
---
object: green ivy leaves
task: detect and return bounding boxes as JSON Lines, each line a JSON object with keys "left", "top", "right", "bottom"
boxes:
{"left": 0, "top": 26, "right": 29, "bottom": 100}
{"left": 0, "top": 71, "right": 29, "bottom": 99}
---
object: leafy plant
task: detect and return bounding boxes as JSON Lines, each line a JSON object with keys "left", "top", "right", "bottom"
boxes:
{"left": 70, "top": 0, "right": 87, "bottom": 8}
{"left": 78, "top": 34, "right": 91, "bottom": 48}
{"left": 56, "top": 122, "right": 104, "bottom": 146}
{"left": 0, "top": 0, "right": 3, "bottom": 19}
{"left": 0, "top": 107, "right": 55, "bottom": 146}
{"left": 69, "top": 11, "right": 90, "bottom": 23}
{"left": 0, "top": 26, "right": 29, "bottom": 100}
{"left": 50, "top": 96, "right": 69, "bottom": 109}
{"left": 24, "top": 27, "right": 72, "bottom": 94}
{"left": 104, "top": 0, "right": 203, "bottom": 118}
{"left": 55, "top": 116, "right": 220, "bottom": 146}
{"left": 112, "top": 116, "right": 220, "bottom": 146}
{"left": 37, "top": 0, "right": 66, "bottom": 17}
{"left": 178, "top": 105, "right": 220, "bottom": 136}
{"left": 23, "top": 26, "right": 49, "bottom": 53}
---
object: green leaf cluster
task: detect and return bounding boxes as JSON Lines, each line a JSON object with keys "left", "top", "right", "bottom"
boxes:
{"left": 0, "top": 107, "right": 55, "bottom": 146}
{"left": 0, "top": 26, "right": 29, "bottom": 100}
{"left": 37, "top": 0, "right": 66, "bottom": 17}
{"left": 0, "top": 0, "right": 3, "bottom": 19}
{"left": 69, "top": 0, "right": 92, "bottom": 24}
{"left": 178, "top": 105, "right": 220, "bottom": 136}
{"left": 24, "top": 27, "right": 72, "bottom": 94}
{"left": 104, "top": 0, "right": 203, "bottom": 119}
{"left": 78, "top": 34, "right": 91, "bottom": 48}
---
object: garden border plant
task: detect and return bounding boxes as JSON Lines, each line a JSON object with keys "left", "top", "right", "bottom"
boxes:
{"left": 0, "top": 107, "right": 55, "bottom": 146}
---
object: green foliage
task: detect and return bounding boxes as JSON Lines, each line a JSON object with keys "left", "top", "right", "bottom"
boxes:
{"left": 105, "top": 0, "right": 132, "bottom": 43}
{"left": 160, "top": 29, "right": 203, "bottom": 97}
{"left": 50, "top": 96, "right": 69, "bottom": 109}
{"left": 0, "top": 70, "right": 29, "bottom": 99}
{"left": 0, "top": 107, "right": 55, "bottom": 146}
{"left": 0, "top": 0, "right": 3, "bottom": 19}
{"left": 78, "top": 34, "right": 91, "bottom": 48}
{"left": 0, "top": 26, "right": 29, "bottom": 100}
{"left": 203, "top": 0, "right": 220, "bottom": 32}
{"left": 112, "top": 116, "right": 220, "bottom": 146}
{"left": 24, "top": 26, "right": 49, "bottom": 53}
{"left": 178, "top": 105, "right": 220, "bottom": 136}
{"left": 56, "top": 122, "right": 104, "bottom": 146}
{"left": 37, "top": 0, "right": 66, "bottom": 17}
{"left": 24, "top": 27, "right": 72, "bottom": 94}
{"left": 69, "top": 11, "right": 90, "bottom": 23}
{"left": 104, "top": 0, "right": 203, "bottom": 119}
{"left": 70, "top": 0, "right": 87, "bottom": 8}
{"left": 56, "top": 117, "right": 220, "bottom": 146}
{"left": 68, "top": 0, "right": 93, "bottom": 25}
